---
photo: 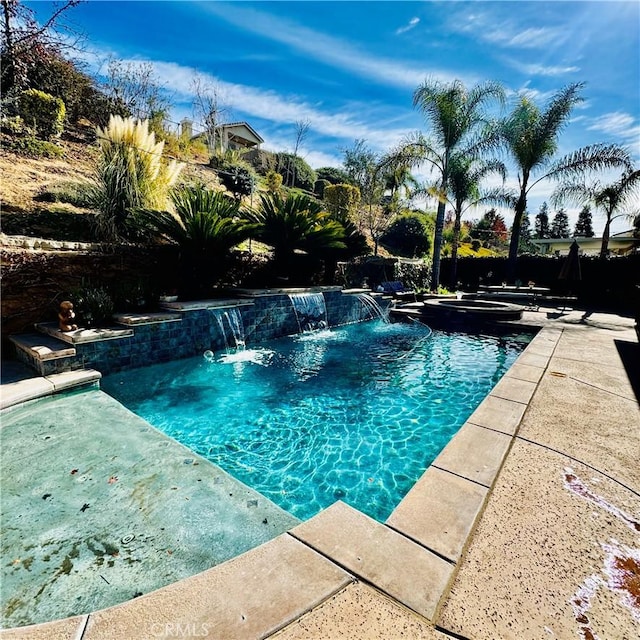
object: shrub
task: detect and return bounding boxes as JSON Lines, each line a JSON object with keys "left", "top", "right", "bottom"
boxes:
{"left": 3, "top": 135, "right": 64, "bottom": 158}
{"left": 210, "top": 150, "right": 257, "bottom": 200}
{"left": 18, "top": 89, "right": 65, "bottom": 139}
{"left": 265, "top": 170, "right": 283, "bottom": 194}
{"left": 471, "top": 239, "right": 482, "bottom": 252}
{"left": 93, "top": 115, "right": 184, "bottom": 239}
{"left": 323, "top": 183, "right": 361, "bottom": 220}
{"left": 72, "top": 284, "right": 114, "bottom": 328}
{"left": 316, "top": 166, "right": 351, "bottom": 185}
{"left": 380, "top": 213, "right": 432, "bottom": 258}
{"left": 275, "top": 152, "right": 316, "bottom": 191}
{"left": 314, "top": 179, "right": 330, "bottom": 198}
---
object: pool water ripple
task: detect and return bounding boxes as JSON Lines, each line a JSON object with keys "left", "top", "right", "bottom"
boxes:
{"left": 103, "top": 321, "right": 530, "bottom": 521}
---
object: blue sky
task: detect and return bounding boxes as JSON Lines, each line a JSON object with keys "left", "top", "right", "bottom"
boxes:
{"left": 31, "top": 0, "right": 640, "bottom": 234}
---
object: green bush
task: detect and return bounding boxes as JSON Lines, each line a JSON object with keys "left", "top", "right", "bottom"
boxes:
{"left": 3, "top": 135, "right": 64, "bottom": 158}
{"left": 72, "top": 284, "right": 114, "bottom": 328}
{"left": 316, "top": 166, "right": 351, "bottom": 185}
{"left": 314, "top": 179, "right": 330, "bottom": 198}
{"left": 265, "top": 170, "right": 283, "bottom": 194}
{"left": 275, "top": 152, "right": 316, "bottom": 191}
{"left": 380, "top": 213, "right": 432, "bottom": 258}
{"left": 18, "top": 89, "right": 65, "bottom": 139}
{"left": 323, "top": 183, "right": 361, "bottom": 220}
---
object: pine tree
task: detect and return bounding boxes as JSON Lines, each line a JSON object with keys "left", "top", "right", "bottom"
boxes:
{"left": 534, "top": 202, "right": 550, "bottom": 239}
{"left": 517, "top": 211, "right": 535, "bottom": 252}
{"left": 573, "top": 205, "right": 595, "bottom": 237}
{"left": 550, "top": 208, "right": 571, "bottom": 238}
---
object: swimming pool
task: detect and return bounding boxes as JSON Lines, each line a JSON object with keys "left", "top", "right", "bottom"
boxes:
{"left": 103, "top": 321, "right": 531, "bottom": 522}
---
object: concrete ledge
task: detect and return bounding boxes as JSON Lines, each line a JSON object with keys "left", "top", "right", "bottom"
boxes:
{"left": 0, "top": 376, "right": 55, "bottom": 410}
{"left": 432, "top": 423, "right": 512, "bottom": 488}
{"left": 466, "top": 395, "right": 527, "bottom": 435}
{"left": 505, "top": 362, "right": 545, "bottom": 384}
{"left": 291, "top": 502, "right": 453, "bottom": 621}
{"left": 113, "top": 312, "right": 183, "bottom": 326}
{"left": 159, "top": 298, "right": 254, "bottom": 311}
{"left": 387, "top": 467, "right": 488, "bottom": 563}
{"left": 0, "top": 614, "right": 87, "bottom": 639}
{"left": 489, "top": 376, "right": 537, "bottom": 404}
{"left": 9, "top": 333, "right": 76, "bottom": 361}
{"left": 35, "top": 323, "right": 133, "bottom": 345}
{"left": 82, "top": 534, "right": 351, "bottom": 640}
{"left": 45, "top": 369, "right": 101, "bottom": 392}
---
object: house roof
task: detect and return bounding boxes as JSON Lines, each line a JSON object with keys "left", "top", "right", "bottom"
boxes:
{"left": 218, "top": 121, "right": 264, "bottom": 144}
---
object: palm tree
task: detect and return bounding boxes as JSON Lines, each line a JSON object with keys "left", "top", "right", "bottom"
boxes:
{"left": 501, "top": 82, "right": 632, "bottom": 278}
{"left": 138, "top": 185, "right": 251, "bottom": 296}
{"left": 244, "top": 192, "right": 346, "bottom": 273}
{"left": 445, "top": 154, "right": 508, "bottom": 287}
{"left": 393, "top": 78, "right": 505, "bottom": 290}
{"left": 552, "top": 168, "right": 640, "bottom": 258}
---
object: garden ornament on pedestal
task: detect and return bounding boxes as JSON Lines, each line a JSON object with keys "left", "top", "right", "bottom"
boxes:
{"left": 58, "top": 300, "right": 78, "bottom": 332}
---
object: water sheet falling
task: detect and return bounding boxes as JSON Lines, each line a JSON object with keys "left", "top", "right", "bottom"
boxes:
{"left": 358, "top": 292, "right": 389, "bottom": 323}
{"left": 289, "top": 293, "right": 328, "bottom": 333}
{"left": 210, "top": 307, "right": 246, "bottom": 352}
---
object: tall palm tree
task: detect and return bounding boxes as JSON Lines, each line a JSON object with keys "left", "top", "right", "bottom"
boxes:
{"left": 501, "top": 82, "right": 632, "bottom": 278}
{"left": 244, "top": 192, "right": 346, "bottom": 271}
{"left": 445, "top": 154, "right": 509, "bottom": 287}
{"left": 394, "top": 78, "right": 505, "bottom": 290}
{"left": 552, "top": 168, "right": 640, "bottom": 258}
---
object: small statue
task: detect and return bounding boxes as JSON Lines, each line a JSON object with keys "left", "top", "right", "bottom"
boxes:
{"left": 58, "top": 300, "right": 78, "bottom": 332}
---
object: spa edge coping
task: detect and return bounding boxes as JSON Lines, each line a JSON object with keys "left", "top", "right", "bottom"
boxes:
{"left": 0, "top": 324, "right": 557, "bottom": 638}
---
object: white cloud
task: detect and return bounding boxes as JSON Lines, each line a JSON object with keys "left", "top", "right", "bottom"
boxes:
{"left": 587, "top": 112, "right": 640, "bottom": 145}
{"left": 395, "top": 17, "right": 420, "bottom": 36}
{"left": 200, "top": 3, "right": 461, "bottom": 89}
{"left": 507, "top": 60, "right": 580, "bottom": 77}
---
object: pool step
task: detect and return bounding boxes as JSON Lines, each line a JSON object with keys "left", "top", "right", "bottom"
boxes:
{"left": 9, "top": 332, "right": 77, "bottom": 376}
{"left": 0, "top": 366, "right": 101, "bottom": 410}
{"left": 35, "top": 322, "right": 134, "bottom": 344}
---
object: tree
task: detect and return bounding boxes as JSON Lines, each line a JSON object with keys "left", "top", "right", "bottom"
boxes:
{"left": 191, "top": 72, "right": 229, "bottom": 157}
{"left": 552, "top": 168, "right": 640, "bottom": 258}
{"left": 343, "top": 140, "right": 390, "bottom": 254}
{"left": 573, "top": 205, "right": 594, "bottom": 237}
{"left": 380, "top": 213, "right": 432, "bottom": 258}
{"left": 392, "top": 78, "right": 505, "bottom": 289}
{"left": 550, "top": 208, "right": 571, "bottom": 238}
{"left": 316, "top": 166, "right": 351, "bottom": 185}
{"left": 1, "top": 0, "right": 82, "bottom": 95}
{"left": 517, "top": 211, "right": 536, "bottom": 253}
{"left": 470, "top": 209, "right": 508, "bottom": 248}
{"left": 275, "top": 152, "right": 316, "bottom": 191}
{"left": 102, "top": 58, "right": 169, "bottom": 122}
{"left": 534, "top": 202, "right": 550, "bottom": 239}
{"left": 441, "top": 153, "right": 507, "bottom": 286}
{"left": 287, "top": 119, "right": 311, "bottom": 188}
{"left": 500, "top": 82, "right": 632, "bottom": 278}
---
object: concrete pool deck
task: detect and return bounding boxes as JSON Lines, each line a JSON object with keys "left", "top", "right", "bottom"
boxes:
{"left": 1, "top": 305, "right": 638, "bottom": 639}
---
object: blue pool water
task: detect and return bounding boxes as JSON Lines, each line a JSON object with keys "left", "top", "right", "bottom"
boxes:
{"left": 103, "top": 321, "right": 530, "bottom": 522}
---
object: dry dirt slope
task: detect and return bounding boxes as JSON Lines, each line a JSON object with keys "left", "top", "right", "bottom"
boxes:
{"left": 0, "top": 132, "right": 219, "bottom": 242}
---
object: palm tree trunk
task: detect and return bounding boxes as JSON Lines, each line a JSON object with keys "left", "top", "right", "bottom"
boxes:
{"left": 507, "top": 186, "right": 527, "bottom": 281}
{"left": 431, "top": 200, "right": 446, "bottom": 291}
{"left": 450, "top": 211, "right": 462, "bottom": 289}
{"left": 600, "top": 211, "right": 612, "bottom": 259}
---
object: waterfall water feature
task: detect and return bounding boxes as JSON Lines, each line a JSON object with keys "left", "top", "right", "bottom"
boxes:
{"left": 288, "top": 293, "right": 328, "bottom": 333}
{"left": 358, "top": 293, "right": 389, "bottom": 323}
{"left": 210, "top": 307, "right": 246, "bottom": 352}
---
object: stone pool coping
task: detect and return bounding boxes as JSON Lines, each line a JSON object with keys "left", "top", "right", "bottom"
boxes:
{"left": 1, "top": 307, "right": 638, "bottom": 639}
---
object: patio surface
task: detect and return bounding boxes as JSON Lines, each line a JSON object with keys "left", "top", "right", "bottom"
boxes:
{"left": 1, "top": 304, "right": 638, "bottom": 639}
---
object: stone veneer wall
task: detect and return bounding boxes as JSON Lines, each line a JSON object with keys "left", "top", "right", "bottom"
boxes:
{"left": 31, "top": 291, "right": 380, "bottom": 377}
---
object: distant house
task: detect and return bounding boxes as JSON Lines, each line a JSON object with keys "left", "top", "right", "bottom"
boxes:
{"left": 531, "top": 230, "right": 639, "bottom": 256}
{"left": 181, "top": 119, "right": 264, "bottom": 154}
